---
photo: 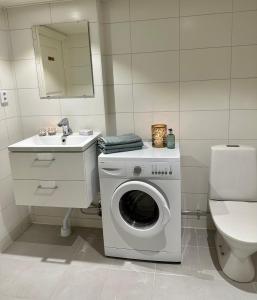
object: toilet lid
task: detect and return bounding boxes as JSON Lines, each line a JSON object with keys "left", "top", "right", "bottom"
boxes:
{"left": 209, "top": 200, "right": 257, "bottom": 244}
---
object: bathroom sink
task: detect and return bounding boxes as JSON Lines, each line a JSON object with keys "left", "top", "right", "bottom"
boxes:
{"left": 8, "top": 132, "right": 101, "bottom": 152}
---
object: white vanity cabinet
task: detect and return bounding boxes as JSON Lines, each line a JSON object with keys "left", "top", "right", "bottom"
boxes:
{"left": 9, "top": 144, "right": 98, "bottom": 208}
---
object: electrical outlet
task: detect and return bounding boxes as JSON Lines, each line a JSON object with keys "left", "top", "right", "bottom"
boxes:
{"left": 0, "top": 90, "right": 8, "bottom": 106}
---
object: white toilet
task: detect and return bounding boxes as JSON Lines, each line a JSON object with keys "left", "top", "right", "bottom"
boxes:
{"left": 209, "top": 145, "right": 257, "bottom": 282}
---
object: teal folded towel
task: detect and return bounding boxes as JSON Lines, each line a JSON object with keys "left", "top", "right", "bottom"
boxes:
{"left": 99, "top": 141, "right": 143, "bottom": 151}
{"left": 98, "top": 133, "right": 142, "bottom": 147}
{"left": 101, "top": 146, "right": 143, "bottom": 154}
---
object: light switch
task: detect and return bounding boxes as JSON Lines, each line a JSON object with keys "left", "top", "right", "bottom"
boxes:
{"left": 0, "top": 90, "right": 8, "bottom": 106}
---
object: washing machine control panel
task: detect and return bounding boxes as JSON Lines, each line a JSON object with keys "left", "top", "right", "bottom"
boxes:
{"left": 151, "top": 163, "right": 173, "bottom": 176}
{"left": 129, "top": 161, "right": 180, "bottom": 179}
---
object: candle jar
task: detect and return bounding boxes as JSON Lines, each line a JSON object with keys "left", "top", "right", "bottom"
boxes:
{"left": 151, "top": 124, "right": 167, "bottom": 148}
{"left": 48, "top": 127, "right": 57, "bottom": 136}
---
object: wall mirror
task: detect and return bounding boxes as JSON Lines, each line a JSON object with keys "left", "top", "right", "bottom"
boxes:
{"left": 33, "top": 21, "right": 94, "bottom": 99}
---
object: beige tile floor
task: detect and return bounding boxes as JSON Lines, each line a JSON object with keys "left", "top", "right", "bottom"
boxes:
{"left": 0, "top": 224, "right": 256, "bottom": 300}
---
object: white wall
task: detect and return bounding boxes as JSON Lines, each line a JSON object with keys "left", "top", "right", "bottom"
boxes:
{"left": 0, "top": 8, "right": 30, "bottom": 251}
{"left": 102, "top": 0, "right": 257, "bottom": 227}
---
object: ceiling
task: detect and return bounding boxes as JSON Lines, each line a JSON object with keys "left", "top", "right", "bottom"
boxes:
{"left": 0, "top": 0, "right": 68, "bottom": 8}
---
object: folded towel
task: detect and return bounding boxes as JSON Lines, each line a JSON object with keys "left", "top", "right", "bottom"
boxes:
{"left": 98, "top": 133, "right": 142, "bottom": 147}
{"left": 100, "top": 146, "right": 143, "bottom": 154}
{"left": 98, "top": 141, "right": 144, "bottom": 151}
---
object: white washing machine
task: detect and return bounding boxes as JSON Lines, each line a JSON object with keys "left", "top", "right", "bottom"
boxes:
{"left": 98, "top": 142, "right": 181, "bottom": 262}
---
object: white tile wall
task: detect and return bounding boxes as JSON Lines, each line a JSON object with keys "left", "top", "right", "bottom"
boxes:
{"left": 0, "top": 61, "right": 15, "bottom": 89}
{"left": 18, "top": 89, "right": 61, "bottom": 116}
{"left": 133, "top": 82, "right": 179, "bottom": 112}
{"left": 8, "top": 4, "right": 51, "bottom": 30}
{"left": 106, "top": 84, "right": 133, "bottom": 113}
{"left": 115, "top": 112, "right": 134, "bottom": 135}
{"left": 102, "top": 0, "right": 257, "bottom": 228}
{"left": 14, "top": 60, "right": 38, "bottom": 89}
{"left": 231, "top": 45, "right": 257, "bottom": 78}
{"left": 230, "top": 78, "right": 257, "bottom": 109}
{"left": 180, "top": 48, "right": 231, "bottom": 81}
{"left": 229, "top": 110, "right": 257, "bottom": 139}
{"left": 180, "top": 0, "right": 232, "bottom": 16}
{"left": 134, "top": 112, "right": 153, "bottom": 139}
{"left": 0, "top": 30, "right": 10, "bottom": 59}
{"left": 104, "top": 22, "right": 131, "bottom": 54}
{"left": 180, "top": 14, "right": 232, "bottom": 49}
{"left": 130, "top": 0, "right": 179, "bottom": 20}
{"left": 50, "top": 0, "right": 97, "bottom": 23}
{"left": 102, "top": 0, "right": 130, "bottom": 23}
{"left": 233, "top": 0, "right": 257, "bottom": 12}
{"left": 10, "top": 29, "right": 35, "bottom": 59}
{"left": 180, "top": 140, "right": 227, "bottom": 167}
{"left": 180, "top": 111, "right": 229, "bottom": 140}
{"left": 131, "top": 18, "right": 179, "bottom": 52}
{"left": 0, "top": 7, "right": 29, "bottom": 250}
{"left": 232, "top": 11, "right": 257, "bottom": 45}
{"left": 132, "top": 51, "right": 179, "bottom": 83}
{"left": 105, "top": 54, "right": 132, "bottom": 84}
{"left": 180, "top": 80, "right": 229, "bottom": 111}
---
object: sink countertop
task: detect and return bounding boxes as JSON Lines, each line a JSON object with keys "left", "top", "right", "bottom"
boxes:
{"left": 8, "top": 132, "right": 101, "bottom": 152}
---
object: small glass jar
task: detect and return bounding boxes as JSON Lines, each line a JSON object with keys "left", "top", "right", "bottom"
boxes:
{"left": 151, "top": 124, "right": 167, "bottom": 148}
{"left": 48, "top": 127, "right": 57, "bottom": 136}
{"left": 38, "top": 128, "right": 47, "bottom": 136}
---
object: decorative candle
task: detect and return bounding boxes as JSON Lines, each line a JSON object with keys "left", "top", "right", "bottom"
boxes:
{"left": 151, "top": 124, "right": 167, "bottom": 148}
{"left": 48, "top": 127, "right": 57, "bottom": 136}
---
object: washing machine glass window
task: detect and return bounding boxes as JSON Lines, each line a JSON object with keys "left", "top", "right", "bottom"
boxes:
{"left": 111, "top": 181, "right": 171, "bottom": 237}
{"left": 119, "top": 190, "right": 159, "bottom": 229}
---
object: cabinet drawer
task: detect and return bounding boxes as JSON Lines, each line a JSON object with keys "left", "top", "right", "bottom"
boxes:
{"left": 13, "top": 180, "right": 91, "bottom": 208}
{"left": 9, "top": 152, "right": 85, "bottom": 180}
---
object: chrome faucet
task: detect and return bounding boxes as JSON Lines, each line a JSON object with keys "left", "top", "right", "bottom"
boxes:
{"left": 57, "top": 118, "right": 73, "bottom": 137}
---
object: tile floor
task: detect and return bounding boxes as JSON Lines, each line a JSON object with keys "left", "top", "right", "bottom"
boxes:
{"left": 0, "top": 224, "right": 256, "bottom": 299}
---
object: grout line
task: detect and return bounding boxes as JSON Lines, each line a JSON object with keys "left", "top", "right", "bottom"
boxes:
{"left": 102, "top": 9, "right": 257, "bottom": 25}
{"left": 103, "top": 11, "right": 238, "bottom": 24}
{"left": 228, "top": 1, "right": 234, "bottom": 143}
{"left": 101, "top": 77, "right": 257, "bottom": 85}
{"left": 178, "top": 0, "right": 181, "bottom": 141}
{"left": 128, "top": 0, "right": 135, "bottom": 135}
{"left": 101, "top": 42, "right": 257, "bottom": 57}
{"left": 151, "top": 263, "right": 157, "bottom": 300}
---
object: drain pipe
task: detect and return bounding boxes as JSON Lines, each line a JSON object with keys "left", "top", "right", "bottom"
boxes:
{"left": 182, "top": 209, "right": 210, "bottom": 220}
{"left": 61, "top": 208, "right": 73, "bottom": 237}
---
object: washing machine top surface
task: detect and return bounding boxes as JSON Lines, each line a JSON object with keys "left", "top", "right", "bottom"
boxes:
{"left": 99, "top": 142, "right": 180, "bottom": 161}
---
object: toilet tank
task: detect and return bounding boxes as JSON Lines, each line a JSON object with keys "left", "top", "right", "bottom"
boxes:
{"left": 209, "top": 145, "right": 257, "bottom": 201}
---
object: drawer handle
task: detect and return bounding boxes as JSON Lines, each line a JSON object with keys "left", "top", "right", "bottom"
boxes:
{"left": 102, "top": 168, "right": 120, "bottom": 171}
{"left": 37, "top": 185, "right": 58, "bottom": 190}
{"left": 34, "top": 158, "right": 56, "bottom": 162}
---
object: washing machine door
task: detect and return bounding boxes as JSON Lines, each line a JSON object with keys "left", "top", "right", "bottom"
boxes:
{"left": 111, "top": 180, "right": 171, "bottom": 237}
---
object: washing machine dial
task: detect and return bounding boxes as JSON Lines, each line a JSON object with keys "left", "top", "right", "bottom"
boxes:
{"left": 134, "top": 166, "right": 142, "bottom": 175}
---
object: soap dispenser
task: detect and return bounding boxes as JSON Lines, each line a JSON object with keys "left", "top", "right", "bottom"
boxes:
{"left": 167, "top": 128, "right": 175, "bottom": 149}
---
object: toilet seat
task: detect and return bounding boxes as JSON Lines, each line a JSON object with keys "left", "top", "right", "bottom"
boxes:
{"left": 209, "top": 200, "right": 257, "bottom": 244}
